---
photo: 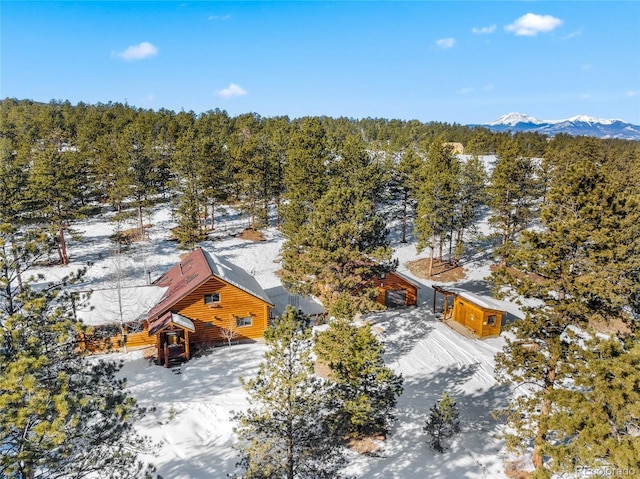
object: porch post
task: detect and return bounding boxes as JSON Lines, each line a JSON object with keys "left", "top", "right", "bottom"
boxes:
{"left": 432, "top": 287, "right": 437, "bottom": 313}
{"left": 185, "top": 330, "right": 190, "bottom": 360}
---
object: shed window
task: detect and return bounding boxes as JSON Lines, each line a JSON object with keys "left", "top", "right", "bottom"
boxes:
{"left": 204, "top": 293, "right": 220, "bottom": 304}
{"left": 487, "top": 315, "right": 497, "bottom": 326}
{"left": 236, "top": 316, "right": 252, "bottom": 327}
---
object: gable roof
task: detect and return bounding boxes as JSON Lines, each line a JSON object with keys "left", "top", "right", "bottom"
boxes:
{"left": 147, "top": 248, "right": 273, "bottom": 320}
{"left": 387, "top": 271, "right": 421, "bottom": 289}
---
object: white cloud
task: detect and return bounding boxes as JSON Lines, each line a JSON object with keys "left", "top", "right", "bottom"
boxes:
{"left": 505, "top": 13, "right": 563, "bottom": 36}
{"left": 436, "top": 38, "right": 455, "bottom": 49}
{"left": 582, "top": 63, "right": 592, "bottom": 70}
{"left": 562, "top": 29, "right": 583, "bottom": 40}
{"left": 459, "top": 87, "right": 475, "bottom": 95}
{"left": 216, "top": 83, "right": 247, "bottom": 99}
{"left": 472, "top": 25, "right": 496, "bottom": 35}
{"left": 581, "top": 93, "right": 592, "bottom": 99}
{"left": 483, "top": 84, "right": 495, "bottom": 91}
{"left": 208, "top": 14, "right": 231, "bottom": 21}
{"left": 112, "top": 42, "right": 158, "bottom": 61}
{"left": 627, "top": 90, "right": 639, "bottom": 97}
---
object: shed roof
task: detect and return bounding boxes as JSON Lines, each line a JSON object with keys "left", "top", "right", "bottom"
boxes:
{"left": 388, "top": 270, "right": 421, "bottom": 289}
{"left": 456, "top": 290, "right": 506, "bottom": 312}
{"left": 147, "top": 248, "right": 273, "bottom": 320}
{"left": 433, "top": 285, "right": 506, "bottom": 312}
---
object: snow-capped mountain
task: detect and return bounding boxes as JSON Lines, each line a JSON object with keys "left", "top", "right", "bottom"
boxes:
{"left": 483, "top": 113, "right": 640, "bottom": 140}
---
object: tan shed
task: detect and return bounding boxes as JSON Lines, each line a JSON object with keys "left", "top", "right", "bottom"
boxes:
{"left": 432, "top": 285, "right": 504, "bottom": 338}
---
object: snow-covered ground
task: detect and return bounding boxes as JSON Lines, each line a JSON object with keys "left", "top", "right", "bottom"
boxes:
{"left": 36, "top": 199, "right": 524, "bottom": 478}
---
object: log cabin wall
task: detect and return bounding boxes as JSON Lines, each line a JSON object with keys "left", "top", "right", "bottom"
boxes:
{"left": 170, "top": 277, "right": 270, "bottom": 345}
{"left": 374, "top": 272, "right": 418, "bottom": 307}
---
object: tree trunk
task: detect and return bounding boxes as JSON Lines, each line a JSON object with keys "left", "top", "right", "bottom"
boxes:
{"left": 532, "top": 361, "right": 557, "bottom": 472}
{"left": 401, "top": 191, "right": 408, "bottom": 243}
{"left": 500, "top": 231, "right": 508, "bottom": 268}
{"left": 210, "top": 200, "right": 215, "bottom": 231}
{"left": 454, "top": 228, "right": 464, "bottom": 264}
{"left": 137, "top": 202, "right": 144, "bottom": 240}
{"left": 428, "top": 232, "right": 436, "bottom": 277}
{"left": 59, "top": 224, "right": 68, "bottom": 265}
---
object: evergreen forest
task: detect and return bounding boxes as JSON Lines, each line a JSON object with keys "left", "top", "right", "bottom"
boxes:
{"left": 1, "top": 98, "right": 639, "bottom": 478}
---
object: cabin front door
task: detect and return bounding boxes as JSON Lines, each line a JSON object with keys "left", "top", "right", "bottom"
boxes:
{"left": 158, "top": 328, "right": 189, "bottom": 367}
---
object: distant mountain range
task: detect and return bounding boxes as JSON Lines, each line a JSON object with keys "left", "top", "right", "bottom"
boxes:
{"left": 481, "top": 113, "right": 640, "bottom": 140}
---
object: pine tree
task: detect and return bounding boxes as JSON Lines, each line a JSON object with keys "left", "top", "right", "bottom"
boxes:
{"left": 0, "top": 232, "right": 155, "bottom": 479}
{"left": 281, "top": 177, "right": 392, "bottom": 316}
{"left": 390, "top": 147, "right": 423, "bottom": 244}
{"left": 487, "top": 139, "right": 541, "bottom": 267}
{"left": 549, "top": 336, "right": 640, "bottom": 472}
{"left": 453, "top": 155, "right": 487, "bottom": 263}
{"left": 28, "top": 142, "right": 89, "bottom": 265}
{"left": 233, "top": 307, "right": 347, "bottom": 479}
{"left": 423, "top": 392, "right": 460, "bottom": 453}
{"left": 172, "top": 125, "right": 206, "bottom": 249}
{"left": 315, "top": 320, "right": 403, "bottom": 437}
{"left": 414, "top": 141, "right": 460, "bottom": 276}
{"left": 281, "top": 117, "right": 331, "bottom": 240}
{"left": 492, "top": 137, "right": 640, "bottom": 477}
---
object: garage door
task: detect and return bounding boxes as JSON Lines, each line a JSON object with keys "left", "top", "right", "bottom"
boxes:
{"left": 385, "top": 289, "right": 407, "bottom": 308}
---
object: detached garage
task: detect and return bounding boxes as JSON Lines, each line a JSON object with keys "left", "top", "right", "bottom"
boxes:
{"left": 374, "top": 271, "right": 420, "bottom": 308}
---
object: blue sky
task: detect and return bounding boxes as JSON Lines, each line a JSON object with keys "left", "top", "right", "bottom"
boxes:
{"left": 2, "top": 1, "right": 639, "bottom": 124}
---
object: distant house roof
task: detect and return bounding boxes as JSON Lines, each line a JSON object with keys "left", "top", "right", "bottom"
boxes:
{"left": 147, "top": 248, "right": 273, "bottom": 320}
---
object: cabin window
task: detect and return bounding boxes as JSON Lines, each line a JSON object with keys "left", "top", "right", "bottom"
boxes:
{"left": 204, "top": 292, "right": 221, "bottom": 304}
{"left": 126, "top": 321, "right": 144, "bottom": 334}
{"left": 236, "top": 316, "right": 252, "bottom": 327}
{"left": 487, "top": 315, "right": 497, "bottom": 326}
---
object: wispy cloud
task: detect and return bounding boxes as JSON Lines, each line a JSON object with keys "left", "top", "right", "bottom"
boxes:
{"left": 581, "top": 93, "right": 592, "bottom": 99}
{"left": 208, "top": 14, "right": 231, "bottom": 21}
{"left": 627, "top": 91, "right": 639, "bottom": 97}
{"left": 112, "top": 42, "right": 158, "bottom": 61}
{"left": 216, "top": 83, "right": 247, "bottom": 99}
{"left": 472, "top": 25, "right": 496, "bottom": 35}
{"left": 582, "top": 63, "right": 592, "bottom": 71}
{"left": 562, "top": 29, "right": 583, "bottom": 40}
{"left": 505, "top": 13, "right": 563, "bottom": 36}
{"left": 436, "top": 38, "right": 455, "bottom": 49}
{"left": 459, "top": 87, "right": 475, "bottom": 95}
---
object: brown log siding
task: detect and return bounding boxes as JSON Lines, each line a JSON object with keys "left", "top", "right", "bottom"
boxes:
{"left": 374, "top": 272, "right": 418, "bottom": 307}
{"left": 158, "top": 277, "right": 270, "bottom": 345}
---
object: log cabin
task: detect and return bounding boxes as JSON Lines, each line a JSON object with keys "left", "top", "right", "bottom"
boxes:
{"left": 147, "top": 247, "right": 273, "bottom": 366}
{"left": 432, "top": 285, "right": 504, "bottom": 338}
{"left": 79, "top": 247, "right": 274, "bottom": 366}
{"left": 374, "top": 271, "right": 420, "bottom": 308}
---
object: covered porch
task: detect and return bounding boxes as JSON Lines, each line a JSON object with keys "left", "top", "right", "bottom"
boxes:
{"left": 148, "top": 312, "right": 196, "bottom": 367}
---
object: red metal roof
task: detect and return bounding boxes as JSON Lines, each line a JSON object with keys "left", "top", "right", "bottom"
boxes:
{"left": 146, "top": 248, "right": 272, "bottom": 321}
